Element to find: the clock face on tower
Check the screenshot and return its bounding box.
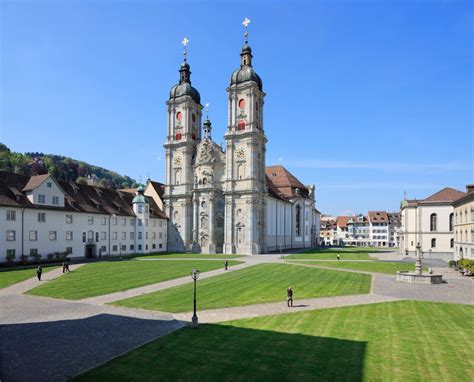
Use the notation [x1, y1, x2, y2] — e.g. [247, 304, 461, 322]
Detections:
[173, 156, 182, 167]
[235, 147, 245, 160]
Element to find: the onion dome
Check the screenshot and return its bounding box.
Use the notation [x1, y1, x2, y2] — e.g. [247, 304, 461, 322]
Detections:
[132, 185, 149, 204]
[169, 61, 201, 104]
[230, 43, 262, 90]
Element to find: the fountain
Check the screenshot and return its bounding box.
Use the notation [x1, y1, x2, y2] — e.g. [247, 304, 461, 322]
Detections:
[397, 242, 443, 284]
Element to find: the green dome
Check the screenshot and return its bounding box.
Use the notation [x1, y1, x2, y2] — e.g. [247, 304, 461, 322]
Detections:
[133, 194, 148, 204]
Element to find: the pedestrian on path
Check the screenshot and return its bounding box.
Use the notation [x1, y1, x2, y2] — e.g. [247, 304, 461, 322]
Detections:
[224, 260, 229, 270]
[65, 259, 70, 273]
[62, 261, 67, 273]
[36, 266, 42, 281]
[337, 254, 340, 261]
[287, 286, 293, 307]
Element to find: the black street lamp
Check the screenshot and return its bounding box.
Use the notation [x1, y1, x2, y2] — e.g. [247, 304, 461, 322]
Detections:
[191, 268, 200, 328]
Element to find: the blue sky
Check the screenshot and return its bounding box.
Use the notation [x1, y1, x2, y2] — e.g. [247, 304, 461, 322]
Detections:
[1, 0, 472, 216]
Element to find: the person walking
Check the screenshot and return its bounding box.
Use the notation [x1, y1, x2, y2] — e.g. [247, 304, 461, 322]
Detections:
[65, 259, 70, 273]
[224, 260, 229, 270]
[337, 254, 340, 261]
[287, 286, 293, 307]
[62, 261, 67, 273]
[36, 266, 43, 281]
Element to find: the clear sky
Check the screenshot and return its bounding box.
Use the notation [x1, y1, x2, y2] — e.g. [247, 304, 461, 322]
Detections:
[1, 0, 472, 216]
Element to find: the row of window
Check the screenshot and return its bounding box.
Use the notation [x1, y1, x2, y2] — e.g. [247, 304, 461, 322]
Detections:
[6, 230, 166, 242]
[5, 243, 164, 258]
[5, 211, 163, 228]
[455, 230, 474, 243]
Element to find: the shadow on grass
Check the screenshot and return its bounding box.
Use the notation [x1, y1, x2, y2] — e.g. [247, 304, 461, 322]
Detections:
[0, 313, 181, 382]
[73, 323, 367, 381]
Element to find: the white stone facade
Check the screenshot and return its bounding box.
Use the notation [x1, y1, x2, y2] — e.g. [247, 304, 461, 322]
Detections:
[164, 41, 320, 255]
[452, 186, 474, 260]
[0, 174, 168, 263]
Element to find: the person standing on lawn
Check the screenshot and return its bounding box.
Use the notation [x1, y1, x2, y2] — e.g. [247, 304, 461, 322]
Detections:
[337, 254, 340, 261]
[224, 260, 229, 270]
[287, 286, 293, 307]
[36, 266, 42, 281]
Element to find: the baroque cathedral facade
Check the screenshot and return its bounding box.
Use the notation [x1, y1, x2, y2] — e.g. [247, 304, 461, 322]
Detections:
[164, 31, 320, 255]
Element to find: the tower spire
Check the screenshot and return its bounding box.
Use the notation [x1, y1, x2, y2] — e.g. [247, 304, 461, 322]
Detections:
[179, 37, 191, 84]
[203, 102, 212, 140]
[240, 18, 253, 67]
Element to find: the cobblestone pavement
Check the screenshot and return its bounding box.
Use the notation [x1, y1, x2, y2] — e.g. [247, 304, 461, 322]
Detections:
[0, 294, 181, 382]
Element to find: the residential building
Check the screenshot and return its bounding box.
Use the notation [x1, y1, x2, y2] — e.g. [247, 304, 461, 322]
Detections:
[0, 172, 168, 263]
[320, 216, 336, 246]
[400, 187, 466, 260]
[368, 211, 389, 247]
[452, 185, 474, 260]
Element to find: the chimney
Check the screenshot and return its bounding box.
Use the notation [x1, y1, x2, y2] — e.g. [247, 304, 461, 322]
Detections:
[466, 184, 474, 193]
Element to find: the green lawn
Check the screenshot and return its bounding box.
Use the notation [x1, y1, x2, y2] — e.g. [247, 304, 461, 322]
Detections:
[134, 253, 244, 259]
[285, 247, 379, 260]
[0, 265, 59, 289]
[292, 261, 427, 274]
[26, 260, 241, 300]
[113, 263, 371, 312]
[74, 301, 473, 382]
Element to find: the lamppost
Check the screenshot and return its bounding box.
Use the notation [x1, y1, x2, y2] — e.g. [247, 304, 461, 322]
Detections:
[428, 248, 433, 274]
[415, 242, 423, 275]
[191, 268, 200, 328]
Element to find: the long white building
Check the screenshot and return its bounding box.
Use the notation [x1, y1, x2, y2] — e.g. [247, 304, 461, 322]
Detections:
[0, 172, 168, 263]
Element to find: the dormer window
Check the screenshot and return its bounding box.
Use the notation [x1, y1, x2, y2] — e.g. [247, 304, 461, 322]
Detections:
[52, 196, 59, 205]
[38, 194, 46, 203]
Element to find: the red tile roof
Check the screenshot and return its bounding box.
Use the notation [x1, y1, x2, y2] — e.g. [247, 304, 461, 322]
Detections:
[22, 174, 50, 192]
[265, 165, 311, 200]
[336, 216, 351, 228]
[368, 211, 389, 223]
[0, 171, 167, 219]
[423, 187, 466, 202]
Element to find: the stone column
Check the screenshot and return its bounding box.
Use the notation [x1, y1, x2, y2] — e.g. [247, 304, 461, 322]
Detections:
[191, 193, 199, 252]
[209, 194, 216, 254]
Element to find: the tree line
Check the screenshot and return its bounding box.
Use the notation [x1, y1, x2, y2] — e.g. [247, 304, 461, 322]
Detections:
[0, 143, 138, 189]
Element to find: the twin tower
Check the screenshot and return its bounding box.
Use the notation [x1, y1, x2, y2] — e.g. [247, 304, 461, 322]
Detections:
[163, 32, 267, 254]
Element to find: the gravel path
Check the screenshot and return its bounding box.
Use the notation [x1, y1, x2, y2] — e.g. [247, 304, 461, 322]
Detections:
[173, 293, 402, 323]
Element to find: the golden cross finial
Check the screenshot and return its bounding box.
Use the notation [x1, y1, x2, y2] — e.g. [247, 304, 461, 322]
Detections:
[242, 17, 251, 43]
[205, 102, 210, 118]
[181, 37, 189, 61]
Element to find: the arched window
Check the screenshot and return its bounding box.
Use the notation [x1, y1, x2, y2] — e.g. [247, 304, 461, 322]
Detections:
[201, 216, 208, 229]
[175, 169, 181, 185]
[450, 238, 454, 248]
[176, 111, 182, 121]
[430, 213, 437, 232]
[237, 120, 245, 131]
[449, 213, 454, 231]
[296, 205, 302, 236]
[82, 232, 86, 243]
[431, 238, 436, 248]
[238, 99, 245, 109]
[237, 164, 244, 180]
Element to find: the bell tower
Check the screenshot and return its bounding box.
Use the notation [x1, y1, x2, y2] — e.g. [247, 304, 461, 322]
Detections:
[224, 18, 267, 254]
[164, 37, 202, 252]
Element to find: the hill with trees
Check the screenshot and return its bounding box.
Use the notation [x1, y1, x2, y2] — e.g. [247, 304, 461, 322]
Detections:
[0, 143, 138, 189]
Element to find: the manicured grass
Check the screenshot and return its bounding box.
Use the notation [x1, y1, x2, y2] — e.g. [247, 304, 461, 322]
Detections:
[285, 247, 378, 260]
[26, 260, 241, 300]
[0, 266, 59, 289]
[292, 261, 427, 274]
[74, 301, 473, 382]
[113, 263, 371, 312]
[135, 253, 244, 259]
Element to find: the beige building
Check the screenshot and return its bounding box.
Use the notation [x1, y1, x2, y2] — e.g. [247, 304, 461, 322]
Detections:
[452, 185, 474, 260]
[400, 187, 466, 260]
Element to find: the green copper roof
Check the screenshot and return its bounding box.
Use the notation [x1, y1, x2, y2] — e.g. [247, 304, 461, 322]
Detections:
[132, 194, 148, 204]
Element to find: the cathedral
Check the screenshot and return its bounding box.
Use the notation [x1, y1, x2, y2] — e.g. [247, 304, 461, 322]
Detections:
[164, 21, 320, 255]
